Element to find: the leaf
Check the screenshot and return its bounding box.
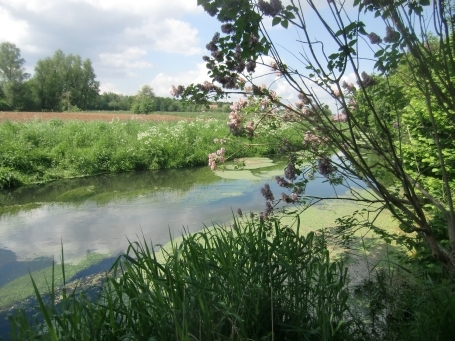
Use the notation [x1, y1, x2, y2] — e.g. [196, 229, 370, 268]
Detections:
[335, 29, 344, 37]
[272, 17, 281, 26]
[328, 53, 339, 60]
[281, 20, 289, 29]
[285, 12, 295, 20]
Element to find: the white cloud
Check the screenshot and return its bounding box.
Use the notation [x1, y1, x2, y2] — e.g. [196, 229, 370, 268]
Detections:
[99, 48, 153, 69]
[99, 82, 121, 94]
[78, 0, 200, 17]
[0, 7, 29, 44]
[149, 63, 210, 97]
[1, 0, 56, 14]
[125, 18, 202, 56]
[2, 0, 200, 16]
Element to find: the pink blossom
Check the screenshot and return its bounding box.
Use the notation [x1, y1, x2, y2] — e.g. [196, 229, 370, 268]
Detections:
[301, 108, 311, 116]
[260, 97, 271, 107]
[332, 113, 347, 122]
[269, 90, 278, 100]
[169, 85, 178, 97]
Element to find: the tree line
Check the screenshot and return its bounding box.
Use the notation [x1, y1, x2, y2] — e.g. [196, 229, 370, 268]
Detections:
[0, 42, 230, 113]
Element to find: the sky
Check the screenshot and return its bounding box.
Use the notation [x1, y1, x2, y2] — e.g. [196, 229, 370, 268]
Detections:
[0, 0, 385, 107]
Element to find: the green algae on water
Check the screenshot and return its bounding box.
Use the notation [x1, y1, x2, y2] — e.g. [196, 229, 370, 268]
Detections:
[0, 252, 109, 310]
[215, 157, 285, 180]
[56, 185, 97, 201]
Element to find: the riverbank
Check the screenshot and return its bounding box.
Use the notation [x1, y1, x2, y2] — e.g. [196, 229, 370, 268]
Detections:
[0, 116, 301, 189]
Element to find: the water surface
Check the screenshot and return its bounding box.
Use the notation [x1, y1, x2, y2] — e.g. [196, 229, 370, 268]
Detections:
[0, 159, 353, 294]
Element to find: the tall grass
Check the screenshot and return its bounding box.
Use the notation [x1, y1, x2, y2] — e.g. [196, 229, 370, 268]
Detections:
[0, 118, 301, 189]
[7, 219, 365, 340]
[6, 218, 455, 340]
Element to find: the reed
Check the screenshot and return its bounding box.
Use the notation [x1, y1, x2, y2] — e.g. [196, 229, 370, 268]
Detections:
[7, 218, 364, 340]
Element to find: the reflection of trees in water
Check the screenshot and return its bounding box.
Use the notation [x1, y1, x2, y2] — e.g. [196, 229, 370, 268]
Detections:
[0, 166, 219, 209]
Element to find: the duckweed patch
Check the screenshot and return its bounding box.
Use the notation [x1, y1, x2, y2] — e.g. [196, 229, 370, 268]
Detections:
[56, 186, 97, 201]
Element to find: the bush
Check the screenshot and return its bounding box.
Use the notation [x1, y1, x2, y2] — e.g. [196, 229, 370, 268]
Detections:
[351, 267, 455, 341]
[0, 167, 23, 189]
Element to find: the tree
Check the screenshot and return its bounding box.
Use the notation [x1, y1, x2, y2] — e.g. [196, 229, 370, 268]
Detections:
[108, 100, 119, 111]
[33, 50, 100, 111]
[131, 85, 156, 114]
[174, 1, 455, 272]
[0, 42, 30, 110]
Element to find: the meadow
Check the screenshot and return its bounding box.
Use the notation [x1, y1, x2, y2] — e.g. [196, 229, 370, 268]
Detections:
[0, 112, 301, 189]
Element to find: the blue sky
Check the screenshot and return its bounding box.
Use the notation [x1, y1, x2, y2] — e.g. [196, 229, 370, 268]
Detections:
[0, 0, 387, 106]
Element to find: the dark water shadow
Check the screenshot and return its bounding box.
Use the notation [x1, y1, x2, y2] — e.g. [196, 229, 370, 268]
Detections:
[68, 255, 118, 282]
[0, 249, 53, 288]
[0, 255, 117, 340]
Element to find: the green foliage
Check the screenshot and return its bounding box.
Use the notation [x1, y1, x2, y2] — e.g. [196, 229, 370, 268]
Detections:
[400, 88, 455, 201]
[0, 42, 30, 110]
[8, 220, 366, 340]
[0, 167, 23, 188]
[96, 92, 133, 111]
[131, 96, 154, 114]
[131, 85, 156, 114]
[352, 266, 455, 341]
[0, 98, 11, 111]
[0, 118, 300, 189]
[33, 50, 99, 111]
[63, 105, 82, 112]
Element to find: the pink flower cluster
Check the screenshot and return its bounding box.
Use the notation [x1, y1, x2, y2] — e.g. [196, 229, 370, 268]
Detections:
[342, 81, 356, 93]
[348, 99, 357, 111]
[245, 121, 255, 138]
[269, 61, 282, 77]
[332, 113, 347, 122]
[208, 147, 226, 171]
[281, 192, 298, 203]
[169, 85, 184, 97]
[303, 131, 326, 147]
[228, 98, 249, 135]
[260, 97, 271, 107]
[228, 111, 242, 135]
[230, 98, 248, 112]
